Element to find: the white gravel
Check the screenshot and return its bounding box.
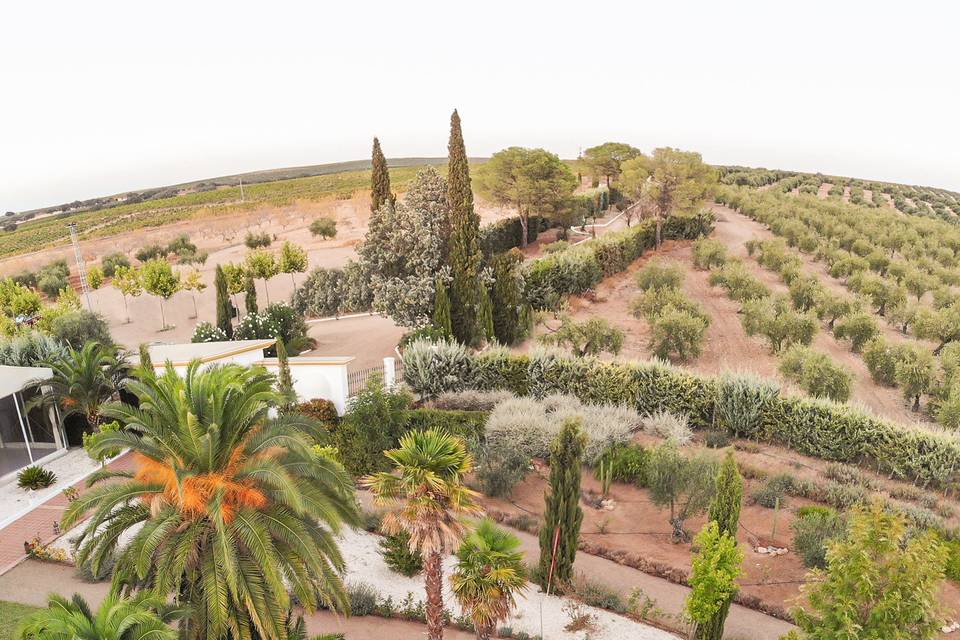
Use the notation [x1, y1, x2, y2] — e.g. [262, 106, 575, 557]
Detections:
[339, 527, 678, 640]
[0, 448, 107, 530]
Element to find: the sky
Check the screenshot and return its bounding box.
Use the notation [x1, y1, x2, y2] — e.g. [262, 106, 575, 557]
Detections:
[1, 1, 958, 212]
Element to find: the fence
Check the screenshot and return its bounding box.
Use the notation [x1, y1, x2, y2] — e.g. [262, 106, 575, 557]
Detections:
[347, 357, 404, 397]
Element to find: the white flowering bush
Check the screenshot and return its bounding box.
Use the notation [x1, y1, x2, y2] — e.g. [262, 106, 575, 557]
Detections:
[234, 312, 281, 341]
[642, 409, 693, 445]
[191, 322, 228, 343]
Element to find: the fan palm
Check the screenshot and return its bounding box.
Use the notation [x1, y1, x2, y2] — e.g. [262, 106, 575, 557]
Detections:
[451, 519, 527, 640]
[15, 592, 185, 640]
[62, 362, 360, 640]
[362, 429, 482, 640]
[31, 341, 125, 430]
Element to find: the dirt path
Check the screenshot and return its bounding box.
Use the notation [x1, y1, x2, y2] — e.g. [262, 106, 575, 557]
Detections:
[0, 560, 477, 640]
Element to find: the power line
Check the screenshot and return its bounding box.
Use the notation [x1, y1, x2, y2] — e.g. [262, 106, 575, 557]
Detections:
[67, 223, 92, 311]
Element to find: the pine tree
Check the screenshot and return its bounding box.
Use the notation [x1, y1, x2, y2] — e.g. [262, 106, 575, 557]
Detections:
[433, 278, 453, 338]
[215, 264, 233, 338]
[276, 338, 296, 412]
[245, 275, 258, 315]
[694, 451, 744, 640]
[371, 137, 394, 213]
[538, 417, 585, 592]
[446, 110, 484, 346]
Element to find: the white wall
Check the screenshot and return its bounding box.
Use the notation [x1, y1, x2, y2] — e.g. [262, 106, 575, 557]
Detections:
[258, 358, 352, 415]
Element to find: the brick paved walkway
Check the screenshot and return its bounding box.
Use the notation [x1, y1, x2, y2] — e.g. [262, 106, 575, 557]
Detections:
[0, 452, 135, 576]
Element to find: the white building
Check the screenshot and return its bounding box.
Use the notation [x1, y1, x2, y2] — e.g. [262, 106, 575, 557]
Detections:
[0, 366, 67, 480]
[137, 340, 356, 415]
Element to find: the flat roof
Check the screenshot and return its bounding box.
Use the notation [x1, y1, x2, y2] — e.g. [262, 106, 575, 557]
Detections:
[0, 365, 52, 398]
[135, 339, 277, 368]
[255, 356, 355, 366]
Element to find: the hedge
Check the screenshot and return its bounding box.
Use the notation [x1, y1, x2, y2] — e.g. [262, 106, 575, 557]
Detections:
[402, 341, 960, 487]
[523, 210, 715, 309]
[479, 215, 548, 257]
[404, 408, 487, 442]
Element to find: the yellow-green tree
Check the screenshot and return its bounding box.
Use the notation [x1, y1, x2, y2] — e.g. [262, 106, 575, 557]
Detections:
[140, 259, 180, 330]
[279, 241, 308, 287]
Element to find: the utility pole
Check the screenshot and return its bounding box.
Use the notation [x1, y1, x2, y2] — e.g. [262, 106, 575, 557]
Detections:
[67, 223, 93, 311]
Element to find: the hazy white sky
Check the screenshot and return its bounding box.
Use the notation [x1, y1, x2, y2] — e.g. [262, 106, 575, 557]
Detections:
[2, 1, 957, 211]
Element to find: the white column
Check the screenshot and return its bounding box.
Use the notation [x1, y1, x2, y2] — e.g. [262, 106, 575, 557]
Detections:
[13, 392, 34, 464]
[383, 357, 396, 389]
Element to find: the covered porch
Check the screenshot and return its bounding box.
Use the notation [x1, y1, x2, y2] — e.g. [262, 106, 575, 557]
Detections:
[0, 366, 67, 480]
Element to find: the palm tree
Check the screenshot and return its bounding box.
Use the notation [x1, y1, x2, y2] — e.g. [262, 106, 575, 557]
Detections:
[15, 592, 186, 640]
[451, 519, 527, 640]
[363, 429, 482, 640]
[32, 341, 124, 430]
[62, 362, 361, 640]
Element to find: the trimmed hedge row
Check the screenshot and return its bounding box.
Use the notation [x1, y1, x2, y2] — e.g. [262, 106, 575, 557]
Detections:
[402, 341, 960, 487]
[479, 215, 548, 257]
[523, 211, 715, 309]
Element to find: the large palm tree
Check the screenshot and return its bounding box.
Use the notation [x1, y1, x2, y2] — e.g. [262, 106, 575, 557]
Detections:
[32, 341, 125, 430]
[451, 519, 527, 640]
[15, 592, 186, 640]
[62, 362, 361, 640]
[363, 429, 482, 640]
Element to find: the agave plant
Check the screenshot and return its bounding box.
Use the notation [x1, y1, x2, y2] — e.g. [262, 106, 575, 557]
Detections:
[63, 362, 361, 640]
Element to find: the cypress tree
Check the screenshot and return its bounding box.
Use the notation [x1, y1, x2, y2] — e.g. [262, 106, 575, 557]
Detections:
[446, 110, 484, 346]
[709, 451, 743, 538]
[433, 278, 453, 338]
[276, 338, 295, 412]
[490, 249, 526, 344]
[137, 343, 154, 379]
[215, 264, 233, 338]
[371, 137, 394, 213]
[695, 451, 744, 640]
[245, 275, 258, 315]
[478, 285, 495, 343]
[538, 417, 585, 593]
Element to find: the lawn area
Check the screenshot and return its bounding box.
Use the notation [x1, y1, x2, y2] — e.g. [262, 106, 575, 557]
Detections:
[0, 600, 39, 639]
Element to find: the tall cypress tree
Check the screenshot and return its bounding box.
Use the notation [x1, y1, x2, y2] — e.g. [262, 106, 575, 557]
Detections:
[245, 275, 258, 315]
[538, 417, 585, 593]
[276, 338, 295, 412]
[433, 278, 453, 338]
[695, 451, 744, 640]
[446, 110, 484, 346]
[137, 343, 154, 379]
[709, 451, 743, 538]
[215, 264, 233, 338]
[371, 137, 394, 213]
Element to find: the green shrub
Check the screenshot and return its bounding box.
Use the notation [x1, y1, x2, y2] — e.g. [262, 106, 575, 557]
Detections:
[100, 252, 130, 278]
[796, 505, 836, 519]
[692, 237, 727, 270]
[779, 345, 852, 402]
[298, 398, 339, 425]
[309, 217, 337, 239]
[135, 243, 165, 262]
[50, 311, 113, 349]
[543, 240, 570, 254]
[648, 307, 708, 362]
[333, 376, 412, 476]
[862, 337, 902, 386]
[18, 465, 56, 490]
[742, 295, 818, 352]
[379, 531, 423, 577]
[942, 536, 960, 582]
[791, 510, 846, 568]
[597, 443, 648, 485]
[630, 287, 709, 324]
[788, 277, 824, 312]
[704, 430, 731, 449]
[751, 473, 793, 508]
[346, 582, 380, 616]
[822, 463, 875, 489]
[244, 231, 272, 248]
[635, 259, 684, 291]
[833, 312, 881, 352]
[709, 261, 770, 302]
